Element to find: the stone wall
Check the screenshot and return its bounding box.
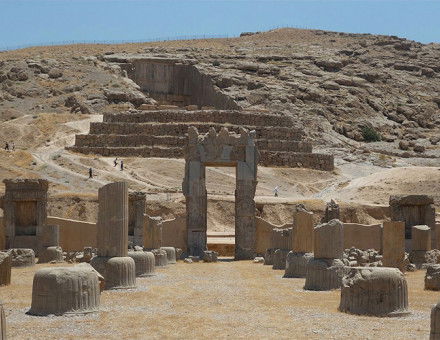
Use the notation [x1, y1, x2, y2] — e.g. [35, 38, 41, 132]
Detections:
[47, 216, 97, 251]
[161, 216, 187, 250]
[343, 223, 383, 252]
[255, 216, 293, 255]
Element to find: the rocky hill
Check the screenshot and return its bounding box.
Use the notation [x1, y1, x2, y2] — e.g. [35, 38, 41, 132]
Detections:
[0, 28, 439, 225]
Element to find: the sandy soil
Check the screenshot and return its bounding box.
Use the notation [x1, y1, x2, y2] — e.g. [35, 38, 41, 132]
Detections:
[0, 261, 436, 340]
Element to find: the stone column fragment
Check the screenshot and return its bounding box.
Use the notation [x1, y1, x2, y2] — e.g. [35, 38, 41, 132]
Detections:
[0, 252, 11, 286]
[339, 267, 409, 316]
[382, 221, 405, 271]
[0, 301, 5, 340]
[97, 182, 129, 257]
[431, 301, 440, 340]
[293, 210, 314, 253]
[314, 219, 344, 259]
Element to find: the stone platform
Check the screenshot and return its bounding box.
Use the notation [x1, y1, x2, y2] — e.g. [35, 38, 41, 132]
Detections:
[68, 109, 334, 171]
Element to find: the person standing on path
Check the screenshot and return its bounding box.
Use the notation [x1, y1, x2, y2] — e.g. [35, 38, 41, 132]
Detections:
[113, 158, 118, 167]
[273, 186, 279, 197]
[120, 160, 124, 171]
[89, 167, 93, 178]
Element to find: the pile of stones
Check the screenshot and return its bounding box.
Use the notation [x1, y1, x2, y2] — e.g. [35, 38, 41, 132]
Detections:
[342, 247, 383, 267]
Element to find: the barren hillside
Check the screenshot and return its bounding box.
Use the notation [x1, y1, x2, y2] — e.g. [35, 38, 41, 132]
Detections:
[0, 28, 439, 228]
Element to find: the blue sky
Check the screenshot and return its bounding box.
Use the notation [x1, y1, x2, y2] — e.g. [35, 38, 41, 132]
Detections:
[0, 0, 439, 50]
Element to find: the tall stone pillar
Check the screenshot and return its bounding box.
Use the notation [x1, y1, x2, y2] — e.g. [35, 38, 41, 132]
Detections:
[382, 221, 405, 271]
[144, 215, 163, 250]
[183, 161, 207, 257]
[97, 182, 129, 257]
[293, 210, 314, 253]
[235, 157, 257, 260]
[128, 191, 146, 246]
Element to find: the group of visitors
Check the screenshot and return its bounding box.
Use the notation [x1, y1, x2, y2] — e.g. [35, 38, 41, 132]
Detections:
[88, 157, 124, 179]
[4, 141, 15, 151]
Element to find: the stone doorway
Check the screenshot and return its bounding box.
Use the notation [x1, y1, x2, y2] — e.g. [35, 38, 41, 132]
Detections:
[182, 126, 259, 260]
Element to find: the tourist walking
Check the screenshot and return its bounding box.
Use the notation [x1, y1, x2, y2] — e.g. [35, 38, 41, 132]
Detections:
[120, 160, 124, 171]
[88, 167, 93, 178]
[11, 142, 15, 151]
[4, 142, 9, 151]
[113, 157, 118, 167]
[273, 186, 279, 197]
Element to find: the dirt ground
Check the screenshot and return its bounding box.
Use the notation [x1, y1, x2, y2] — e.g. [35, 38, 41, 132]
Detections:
[0, 261, 436, 340]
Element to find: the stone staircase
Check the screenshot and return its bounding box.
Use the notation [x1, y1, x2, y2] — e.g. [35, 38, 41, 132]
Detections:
[68, 109, 334, 170]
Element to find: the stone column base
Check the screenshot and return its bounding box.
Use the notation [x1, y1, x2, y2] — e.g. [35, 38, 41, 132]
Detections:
[284, 251, 314, 278]
[304, 258, 346, 291]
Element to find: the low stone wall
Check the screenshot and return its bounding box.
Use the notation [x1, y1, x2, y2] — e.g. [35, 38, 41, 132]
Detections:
[259, 152, 334, 171]
[103, 110, 296, 128]
[47, 216, 97, 251]
[161, 216, 187, 250]
[255, 216, 293, 255]
[343, 223, 383, 252]
[74, 134, 312, 153]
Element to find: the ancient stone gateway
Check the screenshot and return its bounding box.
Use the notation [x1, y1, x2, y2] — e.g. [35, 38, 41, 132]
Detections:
[182, 126, 259, 260]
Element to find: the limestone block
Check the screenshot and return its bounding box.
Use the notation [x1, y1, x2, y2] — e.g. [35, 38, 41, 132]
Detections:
[97, 182, 129, 257]
[272, 249, 290, 270]
[203, 250, 218, 263]
[38, 246, 63, 263]
[28, 265, 100, 316]
[39, 224, 60, 248]
[284, 251, 314, 278]
[383, 221, 405, 271]
[323, 199, 340, 222]
[314, 219, 344, 259]
[412, 225, 431, 251]
[431, 301, 440, 340]
[264, 248, 276, 265]
[8, 248, 35, 267]
[293, 211, 314, 253]
[339, 267, 408, 316]
[271, 228, 293, 250]
[0, 253, 11, 286]
[90, 256, 136, 290]
[426, 265, 440, 291]
[160, 247, 177, 264]
[0, 301, 5, 339]
[152, 249, 168, 267]
[304, 258, 347, 291]
[128, 251, 155, 277]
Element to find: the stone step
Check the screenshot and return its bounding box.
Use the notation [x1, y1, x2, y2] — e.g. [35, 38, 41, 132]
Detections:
[103, 109, 295, 128]
[73, 134, 313, 153]
[89, 122, 304, 141]
[67, 145, 334, 171]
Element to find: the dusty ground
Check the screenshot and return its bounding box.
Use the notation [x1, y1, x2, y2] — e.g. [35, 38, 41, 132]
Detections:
[0, 261, 435, 339]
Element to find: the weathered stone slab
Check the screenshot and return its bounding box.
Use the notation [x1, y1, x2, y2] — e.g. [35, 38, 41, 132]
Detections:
[284, 251, 313, 278]
[304, 258, 347, 291]
[382, 221, 405, 271]
[314, 219, 344, 259]
[293, 211, 314, 253]
[412, 225, 431, 251]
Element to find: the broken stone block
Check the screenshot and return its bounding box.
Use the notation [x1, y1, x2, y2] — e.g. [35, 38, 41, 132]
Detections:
[264, 248, 276, 265]
[284, 251, 314, 278]
[28, 265, 100, 316]
[128, 251, 155, 277]
[152, 249, 168, 267]
[0, 253, 11, 286]
[203, 250, 218, 263]
[160, 247, 177, 264]
[272, 249, 290, 270]
[90, 256, 136, 290]
[8, 248, 35, 267]
[314, 219, 344, 259]
[304, 258, 347, 291]
[339, 267, 408, 316]
[431, 301, 440, 339]
[426, 265, 440, 291]
[38, 246, 64, 264]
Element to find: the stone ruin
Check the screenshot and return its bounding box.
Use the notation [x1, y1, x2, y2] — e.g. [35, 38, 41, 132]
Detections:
[382, 221, 406, 272]
[431, 302, 440, 340]
[0, 179, 60, 256]
[270, 228, 293, 270]
[128, 191, 146, 247]
[389, 194, 436, 247]
[0, 252, 11, 286]
[304, 219, 347, 291]
[90, 182, 136, 289]
[410, 225, 432, 267]
[339, 267, 408, 316]
[0, 301, 5, 339]
[322, 199, 340, 223]
[284, 208, 314, 278]
[182, 126, 258, 260]
[28, 264, 101, 316]
[68, 108, 334, 171]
